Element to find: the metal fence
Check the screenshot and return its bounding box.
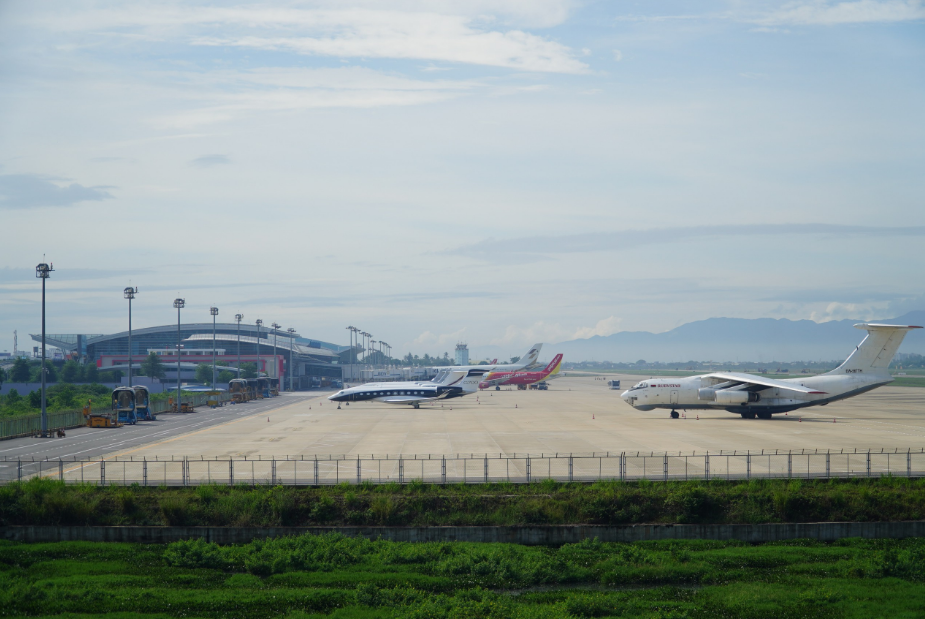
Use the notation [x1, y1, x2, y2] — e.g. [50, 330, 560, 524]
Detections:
[5, 448, 925, 486]
[0, 392, 231, 441]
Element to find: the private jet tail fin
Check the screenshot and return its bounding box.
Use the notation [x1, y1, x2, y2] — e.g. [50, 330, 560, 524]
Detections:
[518, 343, 543, 368]
[829, 324, 922, 375]
[461, 368, 488, 393]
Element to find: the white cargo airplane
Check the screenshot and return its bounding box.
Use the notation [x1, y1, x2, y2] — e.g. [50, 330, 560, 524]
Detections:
[621, 323, 921, 419]
[328, 368, 487, 409]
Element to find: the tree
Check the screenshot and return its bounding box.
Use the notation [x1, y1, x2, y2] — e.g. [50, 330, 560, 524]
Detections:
[140, 352, 165, 379]
[239, 362, 258, 379]
[509, 356, 520, 364]
[218, 370, 234, 383]
[61, 359, 80, 383]
[0, 366, 5, 387]
[55, 384, 76, 408]
[6, 389, 20, 406]
[195, 363, 213, 385]
[31, 361, 57, 383]
[10, 358, 30, 382]
[28, 390, 41, 408]
[84, 363, 99, 383]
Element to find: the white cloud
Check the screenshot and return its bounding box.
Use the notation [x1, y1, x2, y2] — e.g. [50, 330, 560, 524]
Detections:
[572, 316, 623, 339]
[411, 328, 468, 348]
[613, 49, 623, 61]
[757, 0, 925, 25]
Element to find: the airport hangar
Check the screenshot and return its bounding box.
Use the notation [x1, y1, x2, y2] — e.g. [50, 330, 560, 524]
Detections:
[30, 325, 349, 389]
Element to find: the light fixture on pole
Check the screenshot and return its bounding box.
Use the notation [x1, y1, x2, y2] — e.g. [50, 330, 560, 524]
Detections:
[36, 261, 54, 438]
[255, 319, 263, 377]
[271, 322, 281, 390]
[235, 314, 243, 377]
[173, 298, 185, 412]
[124, 287, 137, 386]
[210, 307, 218, 391]
[287, 328, 296, 391]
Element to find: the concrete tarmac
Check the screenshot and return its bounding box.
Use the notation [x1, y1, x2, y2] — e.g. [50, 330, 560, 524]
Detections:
[0, 393, 323, 481]
[58, 375, 925, 463]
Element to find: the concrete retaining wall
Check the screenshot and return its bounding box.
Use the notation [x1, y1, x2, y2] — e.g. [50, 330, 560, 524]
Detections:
[3, 521, 924, 545]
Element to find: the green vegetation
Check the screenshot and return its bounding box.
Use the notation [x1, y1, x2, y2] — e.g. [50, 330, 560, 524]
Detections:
[240, 362, 258, 379]
[4, 477, 925, 528]
[196, 363, 215, 384]
[1, 534, 925, 617]
[141, 351, 166, 379]
[0, 383, 111, 419]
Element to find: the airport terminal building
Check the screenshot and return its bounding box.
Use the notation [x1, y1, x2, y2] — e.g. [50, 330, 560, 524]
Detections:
[31, 324, 348, 389]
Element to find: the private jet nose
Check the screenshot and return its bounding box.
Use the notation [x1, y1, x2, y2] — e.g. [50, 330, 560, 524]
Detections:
[329, 390, 346, 402]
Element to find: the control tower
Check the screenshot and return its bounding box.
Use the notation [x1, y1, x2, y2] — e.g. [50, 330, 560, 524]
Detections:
[454, 342, 469, 366]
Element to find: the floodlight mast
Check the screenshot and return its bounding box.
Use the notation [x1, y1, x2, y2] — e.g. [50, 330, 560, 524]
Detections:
[124, 287, 137, 386]
[287, 328, 296, 391]
[255, 319, 263, 378]
[235, 314, 243, 377]
[271, 322, 281, 391]
[173, 298, 185, 412]
[36, 262, 54, 438]
[210, 307, 219, 391]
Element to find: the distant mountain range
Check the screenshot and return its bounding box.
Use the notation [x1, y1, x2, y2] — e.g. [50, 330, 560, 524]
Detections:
[543, 311, 925, 364]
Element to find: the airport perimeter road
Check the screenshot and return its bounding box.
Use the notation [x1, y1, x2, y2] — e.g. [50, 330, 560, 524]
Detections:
[0, 392, 326, 481]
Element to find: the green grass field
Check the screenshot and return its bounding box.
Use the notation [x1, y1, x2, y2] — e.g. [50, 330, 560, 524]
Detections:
[1, 534, 925, 618]
[5, 477, 925, 528]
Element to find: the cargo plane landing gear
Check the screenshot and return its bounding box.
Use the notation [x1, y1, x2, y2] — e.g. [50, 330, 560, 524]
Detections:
[670, 410, 679, 419]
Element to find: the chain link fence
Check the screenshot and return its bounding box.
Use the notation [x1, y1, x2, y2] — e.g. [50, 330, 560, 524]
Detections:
[5, 448, 924, 486]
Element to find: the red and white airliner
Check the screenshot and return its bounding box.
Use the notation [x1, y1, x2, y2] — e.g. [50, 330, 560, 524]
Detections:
[479, 354, 563, 389]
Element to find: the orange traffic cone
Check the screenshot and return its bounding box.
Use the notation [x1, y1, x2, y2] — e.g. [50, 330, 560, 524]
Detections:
[267, 417, 269, 422]
[799, 417, 802, 422]
[696, 415, 699, 420]
[834, 418, 836, 423]
[592, 414, 595, 419]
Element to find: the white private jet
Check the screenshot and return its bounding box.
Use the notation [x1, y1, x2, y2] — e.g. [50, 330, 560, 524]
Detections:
[328, 368, 487, 409]
[621, 323, 921, 419]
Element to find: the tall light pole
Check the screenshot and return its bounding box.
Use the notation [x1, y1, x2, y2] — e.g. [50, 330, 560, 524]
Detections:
[210, 307, 218, 390]
[36, 262, 53, 438]
[271, 322, 281, 389]
[124, 287, 137, 386]
[287, 328, 296, 391]
[255, 319, 263, 377]
[235, 314, 243, 377]
[370, 340, 377, 368]
[173, 298, 185, 412]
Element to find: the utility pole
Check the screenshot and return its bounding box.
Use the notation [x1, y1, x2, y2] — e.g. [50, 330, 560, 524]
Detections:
[36, 261, 54, 437]
[287, 328, 296, 391]
[173, 298, 185, 412]
[124, 287, 137, 385]
[235, 314, 243, 377]
[210, 307, 218, 390]
[271, 322, 281, 390]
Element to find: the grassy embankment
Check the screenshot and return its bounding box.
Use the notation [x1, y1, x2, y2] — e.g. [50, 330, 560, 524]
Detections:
[4, 476, 925, 528]
[2, 534, 925, 617]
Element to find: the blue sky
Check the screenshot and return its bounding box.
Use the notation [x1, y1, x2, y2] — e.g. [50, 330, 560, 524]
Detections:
[0, 0, 923, 360]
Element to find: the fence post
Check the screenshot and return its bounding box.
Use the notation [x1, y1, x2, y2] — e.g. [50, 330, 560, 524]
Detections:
[143, 459, 148, 487]
[441, 456, 446, 484]
[484, 456, 488, 483]
[357, 456, 361, 485]
[100, 459, 105, 486]
[399, 458, 404, 484]
[229, 459, 234, 486]
[826, 451, 830, 478]
[526, 456, 531, 483]
[567, 455, 573, 482]
[704, 454, 710, 480]
[620, 453, 625, 481]
[663, 454, 668, 481]
[788, 452, 792, 478]
[59, 459, 63, 481]
[271, 459, 276, 485]
[17, 460, 22, 482]
[867, 451, 871, 477]
[908, 450, 912, 477]
[314, 458, 318, 486]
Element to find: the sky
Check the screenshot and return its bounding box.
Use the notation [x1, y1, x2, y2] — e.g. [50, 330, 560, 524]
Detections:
[0, 0, 923, 361]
